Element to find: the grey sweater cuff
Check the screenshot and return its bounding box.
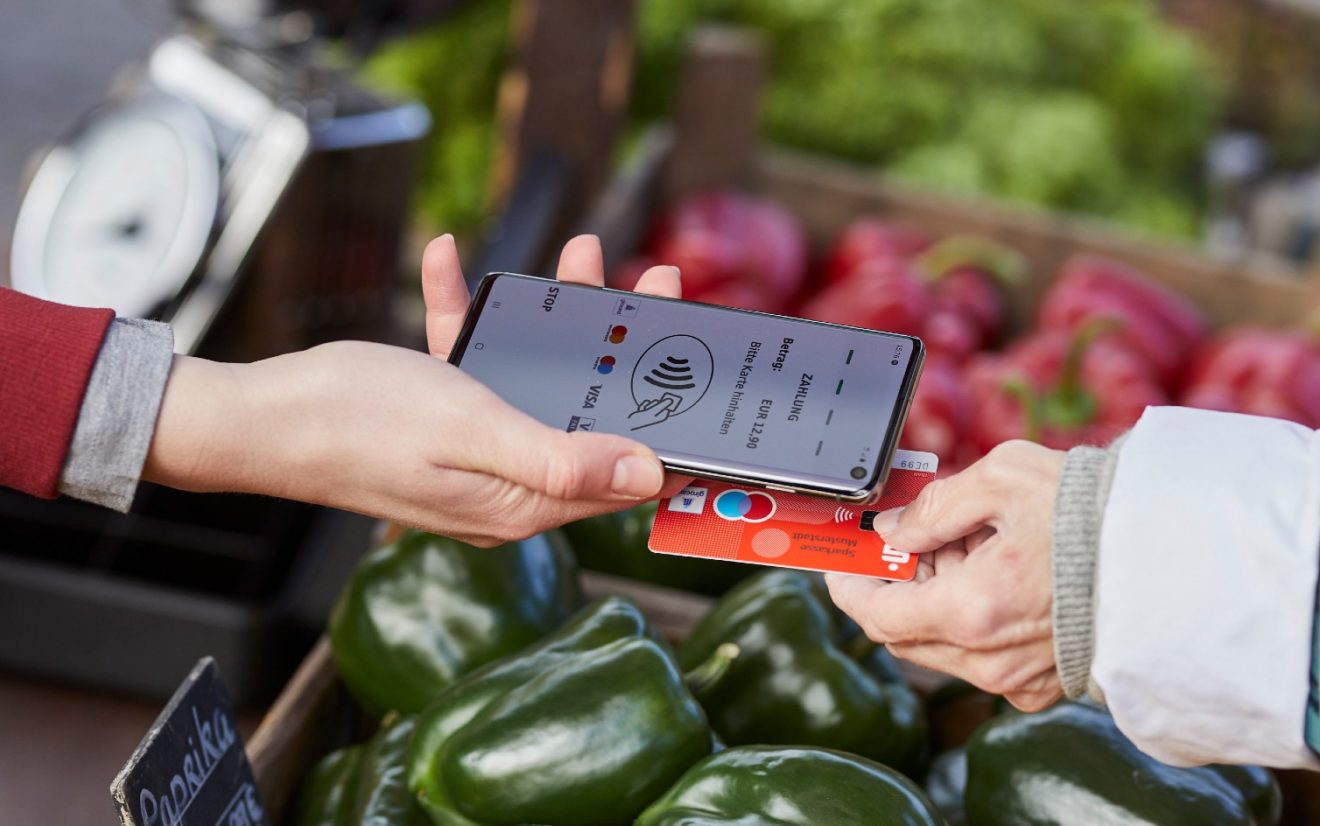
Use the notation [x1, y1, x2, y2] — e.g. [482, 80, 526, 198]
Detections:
[59, 318, 175, 512]
[1051, 436, 1125, 700]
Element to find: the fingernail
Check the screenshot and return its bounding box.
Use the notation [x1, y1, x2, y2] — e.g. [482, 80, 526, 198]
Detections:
[665, 265, 681, 281]
[612, 454, 664, 498]
[872, 507, 904, 537]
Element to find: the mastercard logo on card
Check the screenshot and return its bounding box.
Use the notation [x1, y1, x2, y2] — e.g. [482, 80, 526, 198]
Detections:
[712, 490, 777, 522]
[648, 449, 937, 581]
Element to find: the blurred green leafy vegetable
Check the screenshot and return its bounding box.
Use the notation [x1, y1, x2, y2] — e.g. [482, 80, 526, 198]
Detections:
[358, 0, 1219, 239]
[360, 0, 512, 235]
[636, 0, 1220, 237]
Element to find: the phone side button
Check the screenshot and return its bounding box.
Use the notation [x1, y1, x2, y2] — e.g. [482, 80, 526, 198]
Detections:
[765, 484, 795, 494]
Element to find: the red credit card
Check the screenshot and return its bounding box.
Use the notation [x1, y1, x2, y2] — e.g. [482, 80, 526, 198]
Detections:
[649, 450, 937, 581]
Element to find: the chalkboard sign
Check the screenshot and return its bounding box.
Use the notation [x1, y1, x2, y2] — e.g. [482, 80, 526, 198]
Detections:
[111, 658, 269, 826]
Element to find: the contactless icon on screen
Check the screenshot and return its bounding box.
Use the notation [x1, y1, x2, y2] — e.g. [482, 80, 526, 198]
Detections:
[713, 489, 777, 523]
[627, 334, 713, 430]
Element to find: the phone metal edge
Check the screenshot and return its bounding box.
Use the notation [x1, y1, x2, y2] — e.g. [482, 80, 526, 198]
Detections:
[447, 272, 503, 367]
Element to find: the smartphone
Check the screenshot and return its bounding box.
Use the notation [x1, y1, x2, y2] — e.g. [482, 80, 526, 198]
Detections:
[449, 273, 924, 500]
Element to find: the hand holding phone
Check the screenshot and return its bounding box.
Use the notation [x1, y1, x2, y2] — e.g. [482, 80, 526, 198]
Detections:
[449, 273, 924, 500]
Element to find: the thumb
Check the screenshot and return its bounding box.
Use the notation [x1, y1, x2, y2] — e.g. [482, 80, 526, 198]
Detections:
[882, 466, 999, 554]
[469, 402, 665, 502]
[421, 234, 473, 360]
[516, 432, 665, 502]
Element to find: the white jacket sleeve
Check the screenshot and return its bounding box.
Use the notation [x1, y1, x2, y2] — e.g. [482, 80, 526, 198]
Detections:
[1091, 406, 1320, 768]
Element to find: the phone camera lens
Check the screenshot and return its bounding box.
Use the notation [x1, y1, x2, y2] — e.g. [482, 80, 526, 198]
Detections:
[850, 466, 867, 480]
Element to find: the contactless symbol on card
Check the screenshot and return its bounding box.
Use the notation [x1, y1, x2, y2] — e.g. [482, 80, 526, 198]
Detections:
[649, 450, 936, 581]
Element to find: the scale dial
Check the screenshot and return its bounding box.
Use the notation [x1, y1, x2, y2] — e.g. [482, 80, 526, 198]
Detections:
[10, 94, 220, 317]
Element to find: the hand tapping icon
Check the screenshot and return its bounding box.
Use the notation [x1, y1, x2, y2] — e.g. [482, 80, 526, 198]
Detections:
[628, 392, 682, 429]
[628, 335, 714, 431]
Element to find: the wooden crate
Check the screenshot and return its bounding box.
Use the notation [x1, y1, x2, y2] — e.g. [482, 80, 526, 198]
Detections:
[582, 31, 1320, 334]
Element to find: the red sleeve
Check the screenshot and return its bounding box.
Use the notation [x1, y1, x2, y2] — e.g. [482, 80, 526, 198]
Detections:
[0, 289, 115, 499]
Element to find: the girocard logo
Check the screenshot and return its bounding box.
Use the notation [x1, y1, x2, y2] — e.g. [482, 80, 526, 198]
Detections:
[627, 334, 714, 430]
[713, 489, 777, 523]
[666, 486, 708, 514]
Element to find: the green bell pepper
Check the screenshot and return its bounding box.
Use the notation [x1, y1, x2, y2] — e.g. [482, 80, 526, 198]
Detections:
[857, 643, 929, 769]
[636, 745, 948, 826]
[678, 569, 929, 776]
[408, 596, 735, 826]
[329, 530, 580, 717]
[924, 747, 968, 826]
[1211, 764, 1283, 826]
[293, 744, 363, 826]
[351, 713, 430, 826]
[560, 502, 750, 595]
[292, 715, 430, 826]
[965, 701, 1280, 825]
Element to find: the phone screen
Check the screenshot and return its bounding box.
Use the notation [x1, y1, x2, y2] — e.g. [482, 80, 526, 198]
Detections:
[451, 274, 922, 497]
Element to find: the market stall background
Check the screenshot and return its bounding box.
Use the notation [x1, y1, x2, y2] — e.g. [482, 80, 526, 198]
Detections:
[0, 8, 185, 826]
[3, 0, 1320, 823]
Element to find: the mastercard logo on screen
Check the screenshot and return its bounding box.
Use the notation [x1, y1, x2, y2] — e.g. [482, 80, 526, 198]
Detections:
[648, 449, 938, 581]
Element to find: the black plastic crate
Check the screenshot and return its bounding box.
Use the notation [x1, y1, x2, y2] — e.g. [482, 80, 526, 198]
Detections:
[0, 484, 376, 707]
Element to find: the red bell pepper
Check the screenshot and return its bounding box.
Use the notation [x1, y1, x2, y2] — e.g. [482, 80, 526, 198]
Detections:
[899, 356, 972, 471]
[918, 237, 1025, 340]
[798, 257, 933, 336]
[609, 256, 656, 292]
[914, 236, 1026, 362]
[822, 218, 933, 285]
[1037, 255, 1207, 389]
[645, 190, 808, 311]
[1181, 327, 1320, 428]
[921, 307, 984, 364]
[687, 282, 783, 313]
[608, 255, 784, 313]
[966, 321, 1168, 454]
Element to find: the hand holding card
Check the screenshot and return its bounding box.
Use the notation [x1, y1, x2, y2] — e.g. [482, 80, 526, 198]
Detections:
[649, 450, 938, 581]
